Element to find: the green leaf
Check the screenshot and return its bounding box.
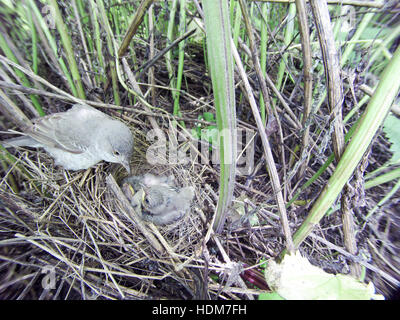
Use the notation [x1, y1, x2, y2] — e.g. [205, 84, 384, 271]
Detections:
[203, 0, 237, 233]
[202, 112, 215, 122]
[201, 126, 218, 144]
[383, 113, 400, 164]
[259, 258, 268, 271]
[264, 251, 385, 300]
[258, 292, 285, 300]
[191, 127, 201, 140]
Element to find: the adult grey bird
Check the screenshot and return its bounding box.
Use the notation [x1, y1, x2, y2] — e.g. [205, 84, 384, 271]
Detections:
[2, 104, 134, 172]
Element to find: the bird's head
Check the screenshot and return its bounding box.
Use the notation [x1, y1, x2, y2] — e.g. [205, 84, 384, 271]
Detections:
[142, 187, 165, 211]
[100, 120, 134, 173]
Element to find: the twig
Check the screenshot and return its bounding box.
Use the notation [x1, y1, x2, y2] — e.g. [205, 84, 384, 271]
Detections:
[295, 0, 313, 180]
[310, 1, 345, 161]
[118, 0, 154, 58]
[231, 38, 295, 255]
[310, 0, 360, 278]
[121, 57, 161, 131]
[238, 0, 271, 120]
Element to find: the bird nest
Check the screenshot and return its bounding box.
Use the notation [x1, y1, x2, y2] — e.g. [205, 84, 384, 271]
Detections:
[0, 119, 214, 299]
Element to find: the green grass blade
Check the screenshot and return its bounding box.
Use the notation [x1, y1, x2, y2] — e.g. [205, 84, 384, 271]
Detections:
[259, 2, 268, 125]
[173, 0, 187, 125]
[275, 3, 296, 91]
[48, 0, 86, 99]
[96, 0, 120, 105]
[0, 31, 45, 116]
[202, 0, 237, 233]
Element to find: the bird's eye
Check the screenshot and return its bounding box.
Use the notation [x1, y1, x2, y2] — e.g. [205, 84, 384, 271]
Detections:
[113, 150, 120, 156]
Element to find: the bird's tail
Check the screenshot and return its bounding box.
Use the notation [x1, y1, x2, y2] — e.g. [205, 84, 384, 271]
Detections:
[1, 136, 40, 148]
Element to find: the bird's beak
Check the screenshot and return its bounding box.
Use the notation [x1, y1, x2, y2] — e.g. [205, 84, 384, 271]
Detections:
[122, 160, 131, 174]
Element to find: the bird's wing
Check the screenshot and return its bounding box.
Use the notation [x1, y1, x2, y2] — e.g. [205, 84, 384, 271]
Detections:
[26, 104, 107, 154]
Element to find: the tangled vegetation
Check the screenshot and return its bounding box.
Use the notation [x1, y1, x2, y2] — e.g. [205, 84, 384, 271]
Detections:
[0, 0, 399, 299]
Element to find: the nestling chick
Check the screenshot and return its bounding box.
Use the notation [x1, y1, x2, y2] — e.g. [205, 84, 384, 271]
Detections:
[121, 173, 194, 225]
[141, 185, 195, 225]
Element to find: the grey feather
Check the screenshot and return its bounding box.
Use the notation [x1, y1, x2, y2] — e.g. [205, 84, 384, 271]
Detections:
[2, 135, 42, 148]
